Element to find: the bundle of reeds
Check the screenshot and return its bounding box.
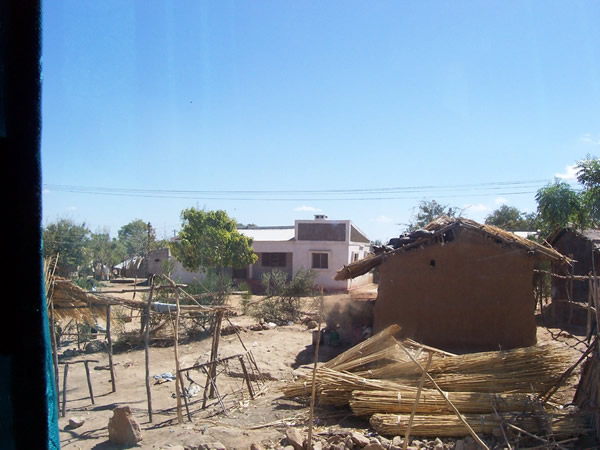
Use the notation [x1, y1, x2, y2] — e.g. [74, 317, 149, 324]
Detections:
[350, 389, 540, 416]
[357, 343, 572, 379]
[369, 411, 587, 438]
[281, 367, 408, 401]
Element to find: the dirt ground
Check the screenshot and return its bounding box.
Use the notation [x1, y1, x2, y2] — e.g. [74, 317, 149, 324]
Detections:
[55, 283, 591, 449]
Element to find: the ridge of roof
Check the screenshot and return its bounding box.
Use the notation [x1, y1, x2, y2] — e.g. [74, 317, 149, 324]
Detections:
[335, 216, 568, 281]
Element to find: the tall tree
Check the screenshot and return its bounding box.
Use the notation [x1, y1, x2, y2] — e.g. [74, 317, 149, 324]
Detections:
[576, 156, 600, 225]
[117, 219, 155, 258]
[170, 208, 257, 272]
[535, 181, 584, 234]
[485, 205, 537, 231]
[407, 200, 458, 231]
[88, 229, 126, 269]
[43, 219, 91, 276]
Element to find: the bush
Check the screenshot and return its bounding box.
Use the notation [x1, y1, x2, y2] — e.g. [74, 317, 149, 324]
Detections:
[183, 271, 233, 332]
[252, 269, 317, 325]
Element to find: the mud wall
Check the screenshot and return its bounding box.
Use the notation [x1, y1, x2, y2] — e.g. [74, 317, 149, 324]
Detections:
[551, 230, 599, 302]
[373, 231, 537, 352]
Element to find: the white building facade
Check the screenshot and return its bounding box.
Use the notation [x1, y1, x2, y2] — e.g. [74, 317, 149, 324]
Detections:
[238, 215, 373, 291]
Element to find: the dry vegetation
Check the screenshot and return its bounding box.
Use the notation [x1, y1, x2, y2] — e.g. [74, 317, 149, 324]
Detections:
[51, 280, 595, 450]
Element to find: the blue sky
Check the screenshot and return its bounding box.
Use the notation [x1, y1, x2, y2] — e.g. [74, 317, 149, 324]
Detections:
[41, 1, 600, 242]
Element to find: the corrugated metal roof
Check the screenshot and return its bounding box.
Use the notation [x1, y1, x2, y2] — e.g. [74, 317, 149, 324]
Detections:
[238, 226, 295, 242]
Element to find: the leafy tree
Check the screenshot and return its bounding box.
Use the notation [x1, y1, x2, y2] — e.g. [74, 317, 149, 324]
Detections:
[88, 229, 126, 269]
[576, 156, 600, 225]
[170, 208, 258, 272]
[43, 219, 91, 276]
[118, 219, 155, 258]
[535, 181, 584, 234]
[484, 205, 537, 231]
[407, 200, 458, 231]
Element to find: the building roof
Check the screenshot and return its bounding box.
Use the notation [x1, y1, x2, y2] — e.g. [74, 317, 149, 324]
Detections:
[548, 227, 600, 253]
[237, 226, 295, 242]
[335, 216, 568, 280]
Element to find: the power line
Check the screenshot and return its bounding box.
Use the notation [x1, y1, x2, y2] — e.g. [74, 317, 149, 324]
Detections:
[42, 180, 554, 201]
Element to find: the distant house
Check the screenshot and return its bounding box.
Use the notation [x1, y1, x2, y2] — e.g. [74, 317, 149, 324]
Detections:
[335, 216, 567, 352]
[146, 247, 206, 284]
[548, 227, 600, 303]
[237, 215, 373, 291]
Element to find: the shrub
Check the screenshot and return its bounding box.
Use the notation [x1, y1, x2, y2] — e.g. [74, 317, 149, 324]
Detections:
[252, 269, 317, 325]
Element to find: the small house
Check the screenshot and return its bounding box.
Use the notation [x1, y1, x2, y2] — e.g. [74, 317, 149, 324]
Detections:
[335, 216, 568, 352]
[547, 227, 600, 302]
[237, 215, 373, 292]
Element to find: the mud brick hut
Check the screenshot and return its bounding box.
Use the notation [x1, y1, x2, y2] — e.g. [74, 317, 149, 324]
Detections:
[335, 216, 568, 352]
[548, 227, 600, 302]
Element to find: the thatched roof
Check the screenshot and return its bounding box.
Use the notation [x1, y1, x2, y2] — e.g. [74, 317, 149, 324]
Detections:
[547, 226, 600, 253]
[335, 216, 569, 281]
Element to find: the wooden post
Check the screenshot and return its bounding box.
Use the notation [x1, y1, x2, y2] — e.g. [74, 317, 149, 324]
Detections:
[106, 304, 116, 392]
[62, 364, 69, 417]
[75, 319, 81, 350]
[178, 370, 192, 422]
[83, 361, 95, 405]
[307, 292, 324, 450]
[587, 277, 593, 340]
[238, 355, 255, 399]
[144, 276, 155, 422]
[49, 296, 60, 415]
[403, 352, 433, 450]
[206, 310, 224, 399]
[173, 289, 183, 424]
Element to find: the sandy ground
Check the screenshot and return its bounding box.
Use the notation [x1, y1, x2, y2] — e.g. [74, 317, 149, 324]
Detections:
[55, 284, 590, 449]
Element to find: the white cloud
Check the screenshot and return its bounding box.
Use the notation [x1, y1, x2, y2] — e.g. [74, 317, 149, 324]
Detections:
[371, 215, 394, 223]
[463, 204, 490, 213]
[555, 164, 578, 181]
[66, 206, 77, 212]
[580, 133, 600, 146]
[294, 205, 322, 212]
[495, 197, 508, 205]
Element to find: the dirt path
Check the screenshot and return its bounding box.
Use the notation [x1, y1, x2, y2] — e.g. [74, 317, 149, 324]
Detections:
[56, 287, 590, 449]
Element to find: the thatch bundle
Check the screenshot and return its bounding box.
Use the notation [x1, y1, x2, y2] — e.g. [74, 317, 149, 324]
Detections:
[282, 325, 586, 439]
[49, 278, 109, 321]
[369, 411, 587, 438]
[350, 390, 540, 416]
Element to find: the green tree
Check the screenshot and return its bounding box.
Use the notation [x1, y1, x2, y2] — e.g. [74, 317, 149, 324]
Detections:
[43, 219, 91, 277]
[535, 181, 584, 234]
[407, 200, 458, 231]
[484, 205, 537, 231]
[88, 229, 126, 269]
[118, 219, 155, 258]
[576, 156, 600, 225]
[170, 208, 258, 272]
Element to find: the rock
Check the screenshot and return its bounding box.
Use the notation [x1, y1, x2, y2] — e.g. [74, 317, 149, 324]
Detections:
[286, 427, 305, 450]
[391, 436, 403, 447]
[63, 349, 78, 358]
[67, 417, 85, 429]
[250, 443, 265, 450]
[306, 320, 318, 330]
[282, 446, 295, 450]
[107, 406, 142, 446]
[313, 441, 323, 450]
[351, 432, 371, 447]
[197, 443, 227, 450]
[454, 439, 465, 450]
[363, 443, 386, 450]
[462, 436, 477, 450]
[411, 440, 422, 448]
[84, 340, 105, 354]
[433, 437, 444, 450]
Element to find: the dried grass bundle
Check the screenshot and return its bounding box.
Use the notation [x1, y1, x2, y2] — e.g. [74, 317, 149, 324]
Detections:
[369, 411, 587, 438]
[350, 389, 540, 416]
